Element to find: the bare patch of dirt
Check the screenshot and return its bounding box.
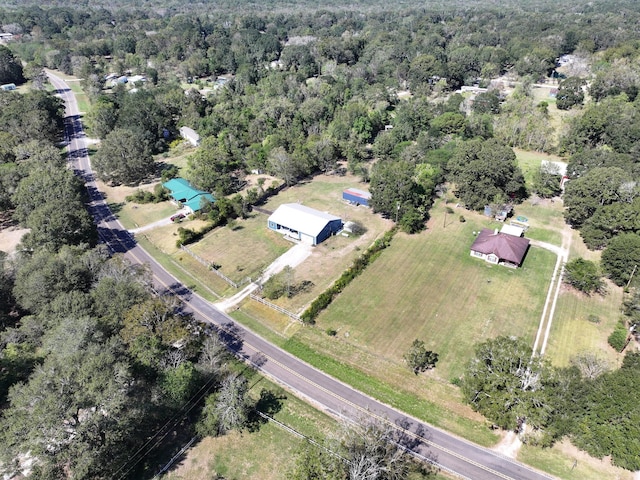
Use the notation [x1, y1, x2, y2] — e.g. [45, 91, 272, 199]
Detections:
[492, 431, 522, 458]
[95, 179, 159, 204]
[0, 226, 29, 254]
[554, 439, 629, 475]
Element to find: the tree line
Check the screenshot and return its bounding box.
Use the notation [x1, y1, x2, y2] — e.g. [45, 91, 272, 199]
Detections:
[461, 336, 640, 471]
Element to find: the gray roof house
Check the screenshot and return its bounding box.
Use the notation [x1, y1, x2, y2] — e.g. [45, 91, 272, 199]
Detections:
[179, 126, 201, 147]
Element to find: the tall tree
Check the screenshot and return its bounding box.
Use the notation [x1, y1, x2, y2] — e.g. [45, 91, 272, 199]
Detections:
[369, 159, 427, 221]
[461, 336, 553, 432]
[563, 166, 631, 227]
[197, 374, 251, 436]
[447, 139, 526, 210]
[0, 45, 24, 84]
[92, 128, 155, 185]
[601, 233, 640, 286]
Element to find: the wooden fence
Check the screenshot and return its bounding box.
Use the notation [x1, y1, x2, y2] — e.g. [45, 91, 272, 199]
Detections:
[180, 245, 241, 288]
[249, 294, 301, 321]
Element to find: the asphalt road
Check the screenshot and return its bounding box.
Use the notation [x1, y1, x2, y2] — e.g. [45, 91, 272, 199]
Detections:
[47, 71, 555, 480]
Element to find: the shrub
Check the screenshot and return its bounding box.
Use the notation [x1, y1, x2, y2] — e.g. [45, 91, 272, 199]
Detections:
[326, 328, 337, 337]
[301, 228, 397, 324]
[564, 258, 604, 294]
[608, 320, 629, 352]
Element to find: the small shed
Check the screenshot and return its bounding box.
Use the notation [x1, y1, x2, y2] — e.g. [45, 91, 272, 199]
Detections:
[500, 224, 524, 237]
[179, 126, 201, 147]
[343, 188, 371, 207]
[163, 178, 214, 214]
[268, 203, 342, 245]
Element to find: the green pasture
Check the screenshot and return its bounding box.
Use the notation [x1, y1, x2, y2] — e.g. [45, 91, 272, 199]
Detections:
[315, 201, 556, 381]
[543, 281, 625, 369]
[188, 212, 291, 283]
[518, 441, 634, 480]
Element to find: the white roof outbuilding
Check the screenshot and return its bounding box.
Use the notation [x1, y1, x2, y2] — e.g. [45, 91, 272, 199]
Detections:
[500, 224, 525, 237]
[267, 203, 342, 245]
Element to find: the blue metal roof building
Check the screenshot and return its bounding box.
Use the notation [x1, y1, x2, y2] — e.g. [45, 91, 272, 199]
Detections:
[163, 178, 215, 213]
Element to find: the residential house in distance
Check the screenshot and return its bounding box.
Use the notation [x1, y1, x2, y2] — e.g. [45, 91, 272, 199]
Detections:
[163, 177, 214, 214]
[268, 203, 342, 245]
[179, 126, 201, 147]
[470, 228, 530, 267]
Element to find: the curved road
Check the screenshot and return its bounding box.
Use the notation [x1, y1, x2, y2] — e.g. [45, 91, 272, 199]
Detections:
[48, 71, 554, 480]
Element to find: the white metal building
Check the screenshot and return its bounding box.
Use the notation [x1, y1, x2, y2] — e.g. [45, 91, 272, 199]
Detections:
[267, 204, 342, 245]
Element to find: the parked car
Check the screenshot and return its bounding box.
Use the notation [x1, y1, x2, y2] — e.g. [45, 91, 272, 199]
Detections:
[170, 213, 185, 222]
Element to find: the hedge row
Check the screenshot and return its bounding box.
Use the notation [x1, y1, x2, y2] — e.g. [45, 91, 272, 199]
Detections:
[175, 223, 216, 247]
[300, 228, 397, 324]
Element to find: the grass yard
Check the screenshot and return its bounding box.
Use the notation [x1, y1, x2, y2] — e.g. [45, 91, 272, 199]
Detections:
[543, 282, 625, 368]
[188, 212, 292, 283]
[511, 197, 565, 245]
[233, 301, 303, 344]
[315, 200, 556, 380]
[156, 144, 195, 173]
[141, 219, 209, 254]
[514, 148, 566, 190]
[518, 439, 635, 480]
[164, 377, 337, 480]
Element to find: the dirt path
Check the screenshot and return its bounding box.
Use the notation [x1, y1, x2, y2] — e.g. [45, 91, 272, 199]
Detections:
[129, 208, 190, 234]
[214, 242, 313, 311]
[531, 219, 573, 357]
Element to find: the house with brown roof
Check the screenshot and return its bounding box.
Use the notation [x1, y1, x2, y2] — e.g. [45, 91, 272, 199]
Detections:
[470, 228, 530, 267]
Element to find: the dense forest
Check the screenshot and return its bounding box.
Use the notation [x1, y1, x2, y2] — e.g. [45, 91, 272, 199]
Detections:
[2, 0, 640, 478]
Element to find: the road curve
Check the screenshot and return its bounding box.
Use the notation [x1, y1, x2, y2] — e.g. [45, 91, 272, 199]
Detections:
[47, 71, 554, 480]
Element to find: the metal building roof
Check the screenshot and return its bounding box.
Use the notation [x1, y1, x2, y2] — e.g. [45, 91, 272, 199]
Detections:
[343, 188, 371, 199]
[268, 203, 341, 237]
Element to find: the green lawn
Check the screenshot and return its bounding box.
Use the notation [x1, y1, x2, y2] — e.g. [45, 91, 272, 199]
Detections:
[188, 212, 292, 283]
[164, 377, 337, 480]
[512, 198, 565, 245]
[518, 441, 634, 480]
[543, 282, 624, 369]
[119, 202, 177, 230]
[315, 201, 556, 380]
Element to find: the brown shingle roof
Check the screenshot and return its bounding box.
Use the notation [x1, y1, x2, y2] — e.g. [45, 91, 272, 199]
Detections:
[470, 228, 530, 265]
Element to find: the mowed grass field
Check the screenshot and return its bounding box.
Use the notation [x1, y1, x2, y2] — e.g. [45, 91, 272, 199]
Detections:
[188, 212, 292, 283]
[164, 378, 336, 480]
[187, 171, 391, 294]
[315, 201, 556, 381]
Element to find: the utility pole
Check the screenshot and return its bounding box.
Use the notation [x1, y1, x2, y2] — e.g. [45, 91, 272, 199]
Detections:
[626, 264, 638, 289]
